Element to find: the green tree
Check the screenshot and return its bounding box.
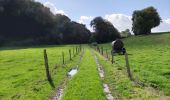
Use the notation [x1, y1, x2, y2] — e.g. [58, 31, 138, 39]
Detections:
[120, 29, 131, 38]
[0, 0, 91, 45]
[132, 6, 161, 35]
[90, 17, 120, 43]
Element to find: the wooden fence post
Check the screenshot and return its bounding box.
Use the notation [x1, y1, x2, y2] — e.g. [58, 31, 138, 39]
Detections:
[101, 47, 103, 55]
[98, 46, 100, 53]
[106, 49, 108, 58]
[76, 47, 78, 54]
[44, 49, 52, 81]
[125, 52, 133, 80]
[73, 48, 75, 57]
[69, 49, 71, 60]
[111, 50, 114, 64]
[80, 45, 82, 51]
[62, 52, 65, 64]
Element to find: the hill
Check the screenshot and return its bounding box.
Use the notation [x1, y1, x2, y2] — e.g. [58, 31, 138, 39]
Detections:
[97, 33, 170, 98]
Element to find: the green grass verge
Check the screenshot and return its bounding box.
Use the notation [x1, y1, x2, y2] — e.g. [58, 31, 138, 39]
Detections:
[62, 48, 106, 100]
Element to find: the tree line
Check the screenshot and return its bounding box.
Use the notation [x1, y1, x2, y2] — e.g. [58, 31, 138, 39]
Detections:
[0, 0, 91, 46]
[0, 0, 161, 46]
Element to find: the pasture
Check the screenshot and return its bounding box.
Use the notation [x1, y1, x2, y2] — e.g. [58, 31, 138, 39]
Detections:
[0, 45, 82, 100]
[97, 33, 170, 98]
[0, 33, 170, 100]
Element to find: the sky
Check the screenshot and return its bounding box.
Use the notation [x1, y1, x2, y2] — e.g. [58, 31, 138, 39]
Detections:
[35, 0, 170, 33]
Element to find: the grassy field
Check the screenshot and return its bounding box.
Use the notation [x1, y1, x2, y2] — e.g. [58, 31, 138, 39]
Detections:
[97, 33, 170, 97]
[1, 33, 170, 100]
[0, 45, 82, 100]
[95, 51, 166, 99]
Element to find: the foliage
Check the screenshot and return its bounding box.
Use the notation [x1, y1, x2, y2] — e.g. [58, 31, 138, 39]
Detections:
[0, 0, 91, 46]
[132, 6, 161, 35]
[120, 29, 131, 38]
[90, 17, 120, 43]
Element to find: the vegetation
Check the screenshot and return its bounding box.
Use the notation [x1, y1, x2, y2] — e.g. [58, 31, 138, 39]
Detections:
[1, 33, 170, 99]
[95, 51, 164, 99]
[98, 33, 170, 97]
[120, 29, 131, 38]
[62, 49, 105, 100]
[90, 17, 120, 43]
[0, 45, 82, 100]
[0, 0, 169, 99]
[0, 0, 91, 46]
[132, 6, 161, 35]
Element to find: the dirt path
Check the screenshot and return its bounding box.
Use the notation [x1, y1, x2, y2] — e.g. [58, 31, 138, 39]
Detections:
[50, 49, 85, 100]
[92, 50, 114, 100]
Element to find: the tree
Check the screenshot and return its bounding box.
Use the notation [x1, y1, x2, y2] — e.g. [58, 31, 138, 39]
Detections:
[120, 29, 131, 38]
[0, 0, 91, 46]
[90, 17, 120, 43]
[132, 6, 161, 35]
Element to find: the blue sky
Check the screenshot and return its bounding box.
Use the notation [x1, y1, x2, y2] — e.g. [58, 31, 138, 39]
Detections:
[36, 0, 170, 32]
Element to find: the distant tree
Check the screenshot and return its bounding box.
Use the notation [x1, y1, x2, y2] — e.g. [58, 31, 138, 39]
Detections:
[90, 17, 120, 43]
[62, 21, 91, 44]
[120, 29, 131, 38]
[89, 32, 96, 43]
[132, 6, 161, 35]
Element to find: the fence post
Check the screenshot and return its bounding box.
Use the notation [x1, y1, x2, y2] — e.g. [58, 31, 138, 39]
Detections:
[111, 50, 114, 64]
[125, 52, 133, 81]
[62, 52, 65, 64]
[76, 47, 78, 54]
[101, 47, 103, 55]
[80, 44, 82, 51]
[73, 48, 75, 57]
[43, 49, 52, 81]
[69, 49, 71, 60]
[98, 46, 100, 53]
[106, 49, 108, 58]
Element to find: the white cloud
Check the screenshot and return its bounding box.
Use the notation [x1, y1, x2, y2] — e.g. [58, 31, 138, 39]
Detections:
[165, 19, 170, 24]
[78, 16, 94, 32]
[44, 2, 66, 15]
[152, 19, 170, 32]
[104, 13, 170, 33]
[104, 14, 132, 33]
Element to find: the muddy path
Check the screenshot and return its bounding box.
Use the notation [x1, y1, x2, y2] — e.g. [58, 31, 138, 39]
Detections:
[92, 50, 114, 100]
[50, 49, 85, 100]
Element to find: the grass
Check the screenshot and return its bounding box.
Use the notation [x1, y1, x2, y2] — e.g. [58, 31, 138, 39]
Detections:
[95, 51, 164, 99]
[97, 33, 170, 97]
[1, 33, 170, 99]
[62, 48, 106, 100]
[0, 45, 82, 100]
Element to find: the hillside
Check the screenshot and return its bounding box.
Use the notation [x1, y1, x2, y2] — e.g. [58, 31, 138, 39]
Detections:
[97, 33, 170, 98]
[0, 33, 170, 99]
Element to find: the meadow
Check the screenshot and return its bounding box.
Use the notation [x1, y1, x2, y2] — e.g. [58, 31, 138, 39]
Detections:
[97, 33, 170, 98]
[0, 33, 170, 100]
[0, 45, 82, 100]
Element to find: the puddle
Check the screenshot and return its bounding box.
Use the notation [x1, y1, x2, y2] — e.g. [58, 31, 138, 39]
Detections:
[68, 66, 78, 77]
[50, 50, 84, 100]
